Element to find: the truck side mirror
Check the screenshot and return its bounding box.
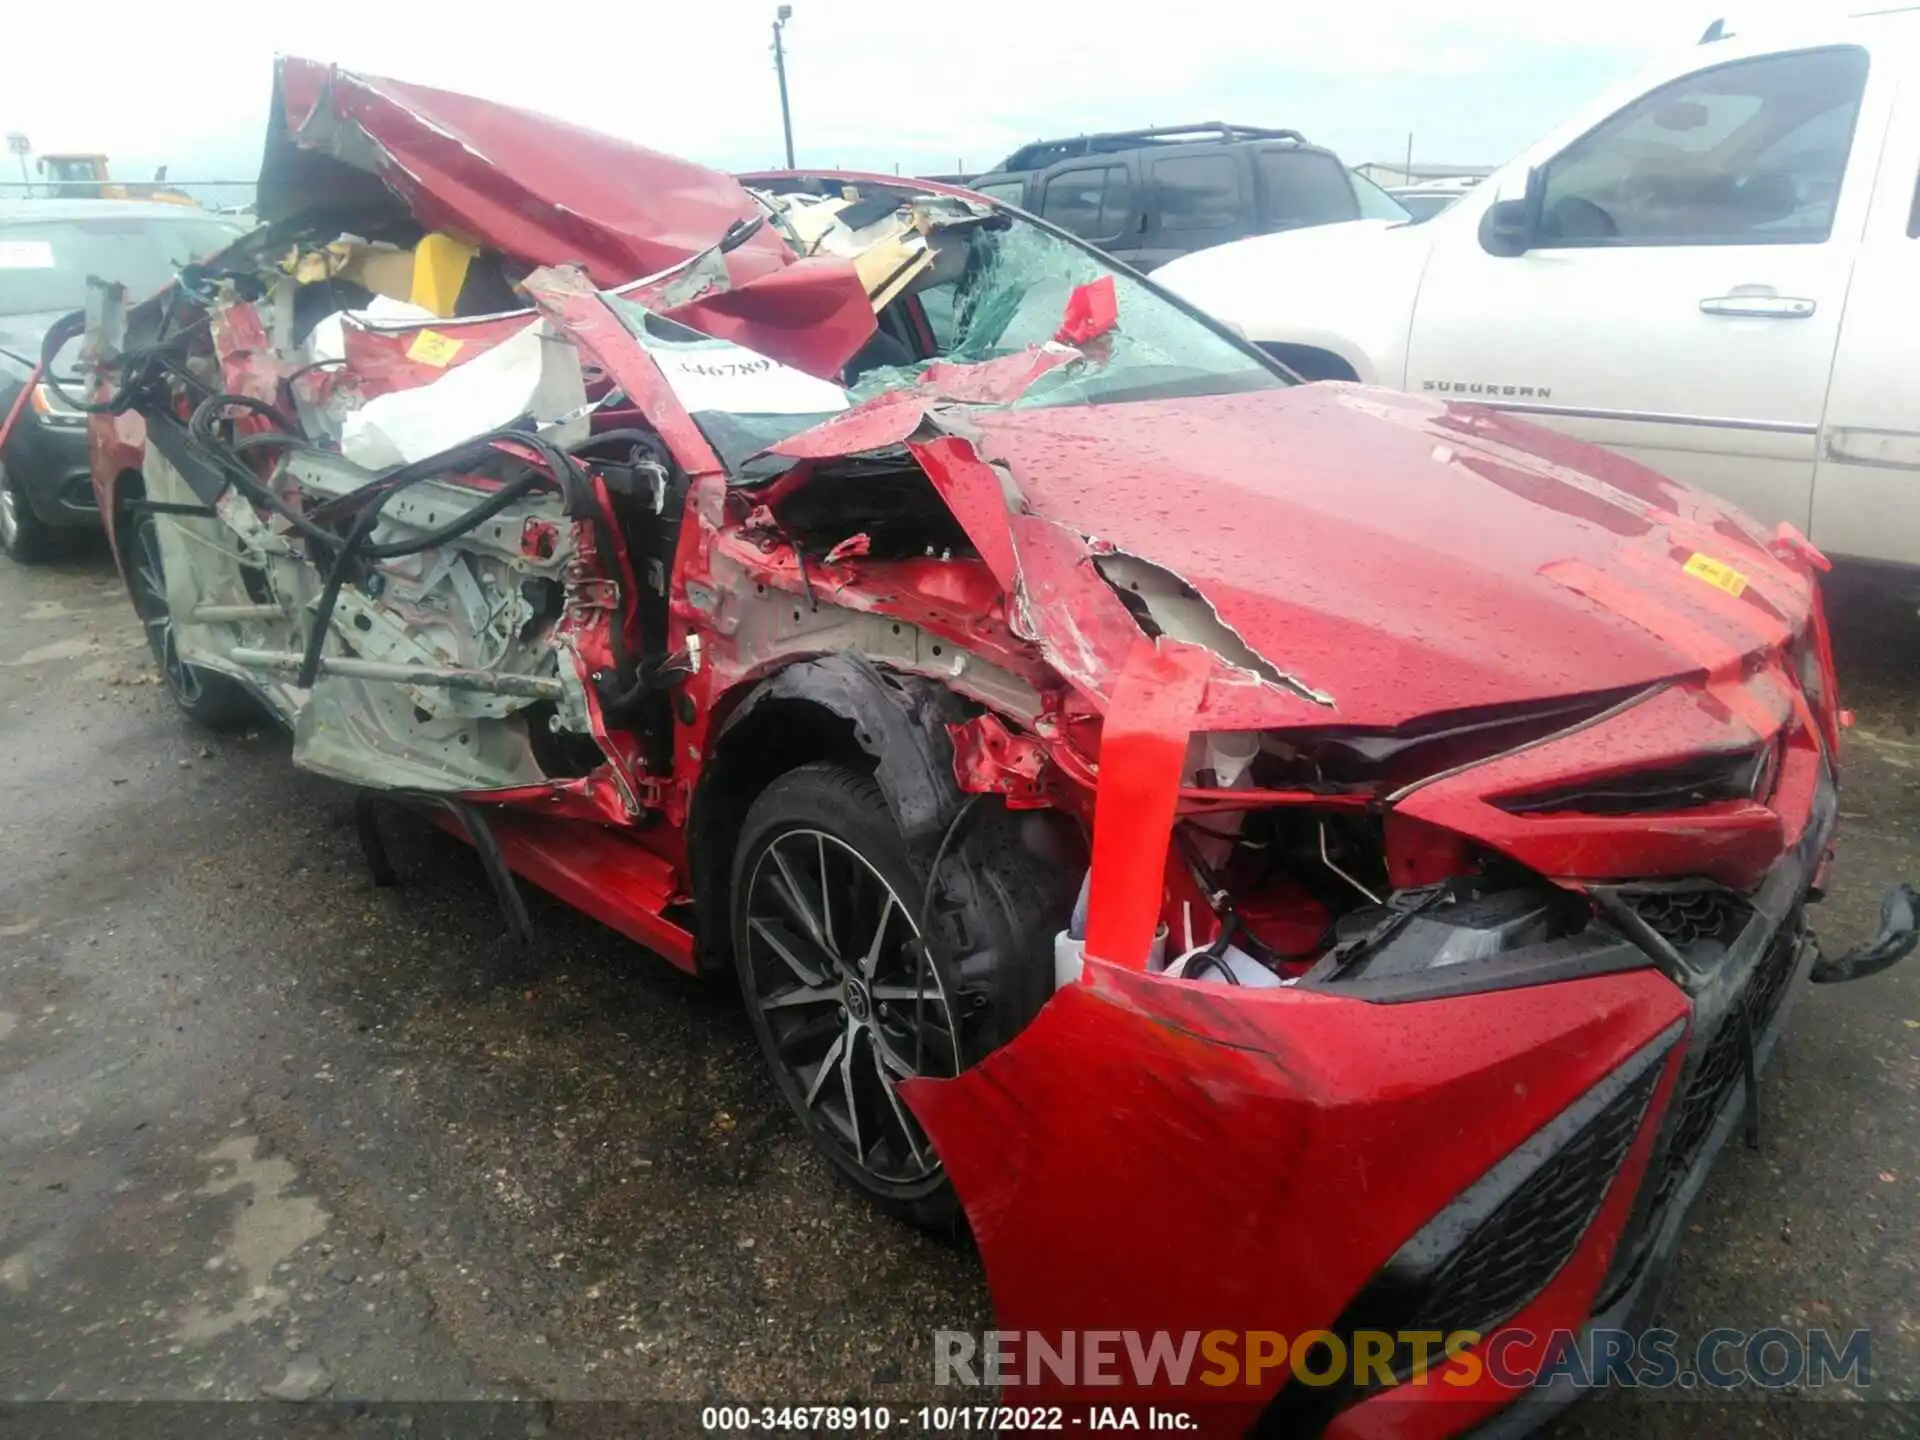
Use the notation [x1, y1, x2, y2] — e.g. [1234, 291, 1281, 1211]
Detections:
[1479, 167, 1546, 257]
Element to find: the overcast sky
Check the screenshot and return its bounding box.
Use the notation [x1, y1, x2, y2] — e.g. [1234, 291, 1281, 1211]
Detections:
[0, 0, 1850, 197]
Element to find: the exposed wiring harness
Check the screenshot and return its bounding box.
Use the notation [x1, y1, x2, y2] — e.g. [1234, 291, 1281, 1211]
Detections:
[176, 390, 595, 689]
[73, 270, 692, 717]
[37, 297, 217, 419]
[1170, 821, 1287, 982]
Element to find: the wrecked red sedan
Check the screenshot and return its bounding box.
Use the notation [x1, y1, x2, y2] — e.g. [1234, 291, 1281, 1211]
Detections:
[64, 58, 1917, 1438]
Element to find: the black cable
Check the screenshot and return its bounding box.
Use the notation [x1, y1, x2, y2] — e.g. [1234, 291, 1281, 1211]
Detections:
[177, 396, 351, 552]
[1186, 948, 1243, 985]
[37, 309, 179, 416]
[188, 391, 298, 438]
[278, 357, 347, 414]
[186, 397, 587, 556]
[67, 284, 607, 698]
[297, 500, 392, 688]
[593, 652, 695, 716]
[295, 438, 583, 688]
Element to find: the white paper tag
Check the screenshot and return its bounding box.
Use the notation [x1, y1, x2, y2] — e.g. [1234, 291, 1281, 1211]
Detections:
[0, 240, 55, 270]
[652, 344, 847, 417]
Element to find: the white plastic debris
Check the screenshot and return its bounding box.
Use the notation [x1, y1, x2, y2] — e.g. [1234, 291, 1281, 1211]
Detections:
[304, 296, 436, 366]
[1054, 923, 1167, 990]
[340, 318, 587, 468]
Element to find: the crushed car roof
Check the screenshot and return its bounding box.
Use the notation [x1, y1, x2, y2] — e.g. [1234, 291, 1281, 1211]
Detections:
[259, 57, 796, 287]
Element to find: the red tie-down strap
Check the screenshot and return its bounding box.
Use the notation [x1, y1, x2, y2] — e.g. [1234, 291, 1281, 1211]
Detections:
[1082, 635, 1212, 971]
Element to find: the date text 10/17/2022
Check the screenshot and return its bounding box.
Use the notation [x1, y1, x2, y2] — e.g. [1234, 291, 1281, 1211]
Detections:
[699, 1407, 1198, 1431]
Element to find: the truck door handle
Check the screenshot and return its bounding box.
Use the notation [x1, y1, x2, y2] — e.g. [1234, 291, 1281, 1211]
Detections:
[1700, 294, 1817, 318]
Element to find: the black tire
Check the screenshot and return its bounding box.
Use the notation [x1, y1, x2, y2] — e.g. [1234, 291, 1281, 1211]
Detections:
[731, 761, 1075, 1237]
[124, 508, 261, 730]
[0, 458, 56, 564]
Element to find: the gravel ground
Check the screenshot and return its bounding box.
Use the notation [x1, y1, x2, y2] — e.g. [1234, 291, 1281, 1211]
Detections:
[0, 542, 1916, 1437]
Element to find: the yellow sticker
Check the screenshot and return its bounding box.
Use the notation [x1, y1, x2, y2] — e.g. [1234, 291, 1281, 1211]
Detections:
[1684, 552, 1748, 597]
[405, 329, 464, 367]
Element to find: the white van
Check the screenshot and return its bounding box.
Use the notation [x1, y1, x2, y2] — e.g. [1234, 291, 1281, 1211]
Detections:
[1154, 10, 1920, 569]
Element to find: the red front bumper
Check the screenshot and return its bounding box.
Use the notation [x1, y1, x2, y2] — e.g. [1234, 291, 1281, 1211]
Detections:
[902, 956, 1687, 1436]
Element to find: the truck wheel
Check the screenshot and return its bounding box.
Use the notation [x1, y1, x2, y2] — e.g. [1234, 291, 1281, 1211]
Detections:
[126, 510, 260, 730]
[0, 460, 55, 563]
[731, 762, 1072, 1238]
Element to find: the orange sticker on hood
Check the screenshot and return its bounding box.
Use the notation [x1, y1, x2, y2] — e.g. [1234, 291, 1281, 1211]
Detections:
[1684, 552, 1748, 597]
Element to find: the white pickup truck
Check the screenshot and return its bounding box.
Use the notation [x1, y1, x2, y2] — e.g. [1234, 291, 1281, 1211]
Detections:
[1154, 10, 1920, 569]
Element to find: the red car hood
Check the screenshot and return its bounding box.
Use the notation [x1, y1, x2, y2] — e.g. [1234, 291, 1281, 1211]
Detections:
[970, 384, 1807, 728]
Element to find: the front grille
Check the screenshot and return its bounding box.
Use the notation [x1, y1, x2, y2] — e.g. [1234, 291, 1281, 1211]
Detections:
[1631, 888, 1751, 949]
[1645, 931, 1799, 1215]
[1412, 1064, 1659, 1337]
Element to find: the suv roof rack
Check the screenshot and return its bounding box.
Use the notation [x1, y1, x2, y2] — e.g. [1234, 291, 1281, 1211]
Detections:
[992, 122, 1307, 174]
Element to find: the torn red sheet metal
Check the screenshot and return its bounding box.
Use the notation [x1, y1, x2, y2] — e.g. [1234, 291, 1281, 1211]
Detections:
[261, 60, 877, 379]
[949, 712, 1053, 808]
[767, 408, 1340, 727]
[821, 532, 871, 566]
[768, 389, 934, 460]
[659, 256, 876, 381]
[266, 58, 793, 286]
[1771, 520, 1831, 574]
[209, 302, 291, 410]
[764, 347, 1079, 462]
[1054, 275, 1118, 346]
[916, 347, 1077, 404]
[522, 266, 721, 477]
[907, 435, 1021, 591]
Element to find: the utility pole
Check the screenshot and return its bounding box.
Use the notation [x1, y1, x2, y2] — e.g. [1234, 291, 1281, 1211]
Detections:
[6, 133, 31, 192]
[772, 6, 796, 169]
[1404, 131, 1414, 186]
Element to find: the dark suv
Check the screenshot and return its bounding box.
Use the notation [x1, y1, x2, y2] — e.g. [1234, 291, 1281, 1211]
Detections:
[0, 200, 244, 561]
[962, 122, 1407, 271]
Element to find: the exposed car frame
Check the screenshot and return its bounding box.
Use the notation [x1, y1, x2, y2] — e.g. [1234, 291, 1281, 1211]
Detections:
[68, 58, 1917, 1438]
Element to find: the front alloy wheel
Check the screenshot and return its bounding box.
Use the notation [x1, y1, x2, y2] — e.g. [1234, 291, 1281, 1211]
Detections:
[743, 823, 956, 1186]
[731, 760, 1075, 1236]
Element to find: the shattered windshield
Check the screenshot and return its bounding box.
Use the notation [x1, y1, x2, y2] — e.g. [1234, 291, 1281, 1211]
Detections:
[605, 193, 1285, 471]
